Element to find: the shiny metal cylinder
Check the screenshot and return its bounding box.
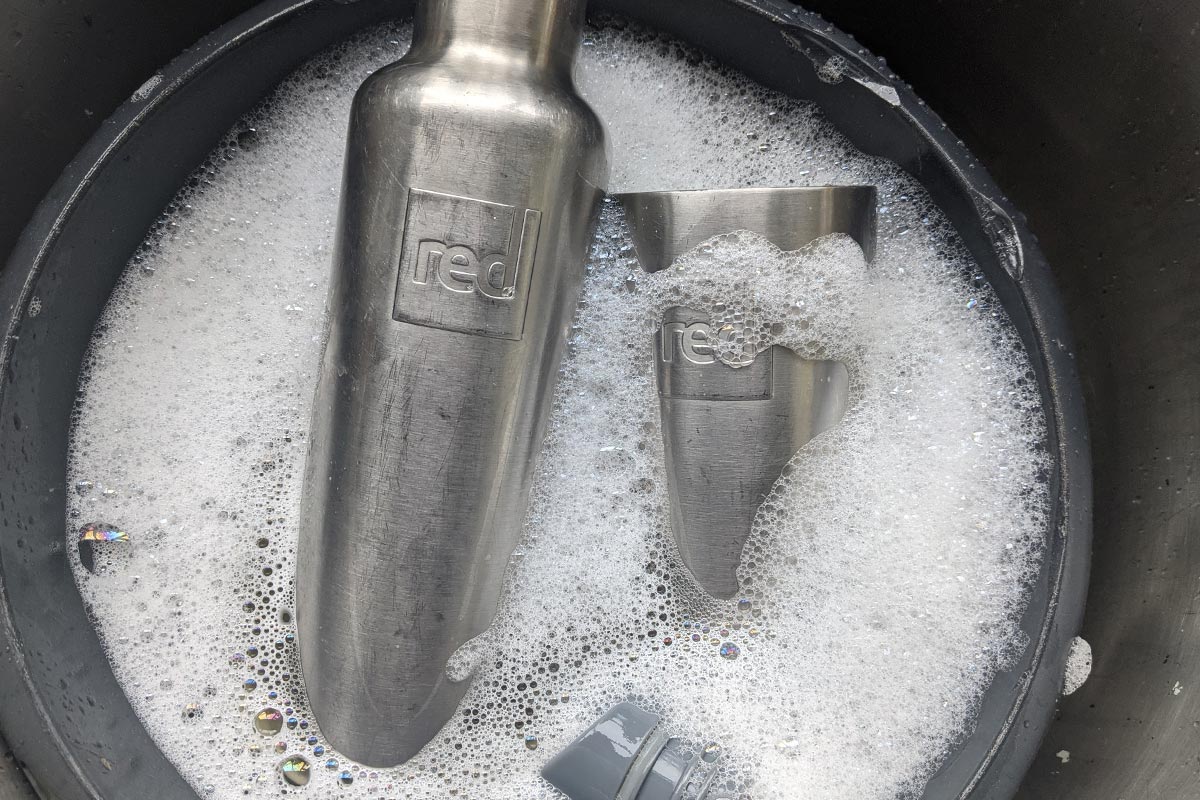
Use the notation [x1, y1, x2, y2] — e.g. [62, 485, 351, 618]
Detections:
[616, 187, 876, 599]
[297, 0, 608, 766]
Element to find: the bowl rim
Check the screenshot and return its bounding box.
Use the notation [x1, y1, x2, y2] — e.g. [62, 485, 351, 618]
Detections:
[0, 1, 1091, 798]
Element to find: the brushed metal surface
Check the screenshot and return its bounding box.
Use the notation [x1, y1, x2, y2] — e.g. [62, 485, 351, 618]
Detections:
[617, 186, 874, 598]
[620, 186, 877, 273]
[297, 0, 608, 766]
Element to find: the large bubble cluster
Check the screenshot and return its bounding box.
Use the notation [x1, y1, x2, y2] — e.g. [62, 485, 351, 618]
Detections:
[65, 18, 1047, 800]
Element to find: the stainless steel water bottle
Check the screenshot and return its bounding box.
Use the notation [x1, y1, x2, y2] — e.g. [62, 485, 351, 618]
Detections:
[298, 0, 608, 766]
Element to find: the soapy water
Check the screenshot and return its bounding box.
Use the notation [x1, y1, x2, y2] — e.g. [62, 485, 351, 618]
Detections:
[65, 19, 1048, 800]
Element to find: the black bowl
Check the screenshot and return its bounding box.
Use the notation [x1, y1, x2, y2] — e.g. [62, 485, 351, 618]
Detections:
[0, 1, 1090, 797]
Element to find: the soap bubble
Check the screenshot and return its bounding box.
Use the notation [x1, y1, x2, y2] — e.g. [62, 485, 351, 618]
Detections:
[279, 756, 310, 787]
[253, 708, 283, 736]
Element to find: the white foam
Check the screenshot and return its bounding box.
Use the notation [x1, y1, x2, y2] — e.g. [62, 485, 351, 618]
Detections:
[131, 72, 163, 102]
[65, 20, 1047, 800]
[1062, 637, 1093, 696]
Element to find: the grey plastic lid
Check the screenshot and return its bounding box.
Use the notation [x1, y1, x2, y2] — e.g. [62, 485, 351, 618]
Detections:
[543, 704, 725, 800]
[542, 703, 665, 800]
[634, 738, 698, 800]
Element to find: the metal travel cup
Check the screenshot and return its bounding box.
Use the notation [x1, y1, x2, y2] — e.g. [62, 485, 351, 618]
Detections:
[616, 187, 876, 599]
[297, 0, 608, 766]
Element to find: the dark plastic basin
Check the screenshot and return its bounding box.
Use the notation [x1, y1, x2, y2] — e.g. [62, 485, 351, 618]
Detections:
[0, 1, 1090, 798]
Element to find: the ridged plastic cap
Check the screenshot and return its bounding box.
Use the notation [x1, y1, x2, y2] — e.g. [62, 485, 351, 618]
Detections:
[542, 703, 722, 800]
[542, 703, 663, 800]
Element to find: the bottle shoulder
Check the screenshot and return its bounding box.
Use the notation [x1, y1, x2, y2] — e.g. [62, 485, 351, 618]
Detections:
[355, 58, 603, 141]
[348, 57, 607, 191]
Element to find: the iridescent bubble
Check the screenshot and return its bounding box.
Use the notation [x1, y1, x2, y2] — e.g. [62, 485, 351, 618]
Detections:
[312, 745, 325, 757]
[737, 598, 752, 612]
[274, 741, 287, 755]
[76, 522, 129, 572]
[720, 642, 740, 660]
[338, 770, 354, 786]
[243, 678, 258, 691]
[286, 717, 299, 730]
[324, 758, 339, 771]
[701, 742, 722, 763]
[254, 708, 284, 736]
[279, 755, 310, 787]
[524, 734, 539, 751]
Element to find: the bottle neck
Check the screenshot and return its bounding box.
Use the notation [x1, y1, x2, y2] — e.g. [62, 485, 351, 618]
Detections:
[411, 0, 586, 75]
